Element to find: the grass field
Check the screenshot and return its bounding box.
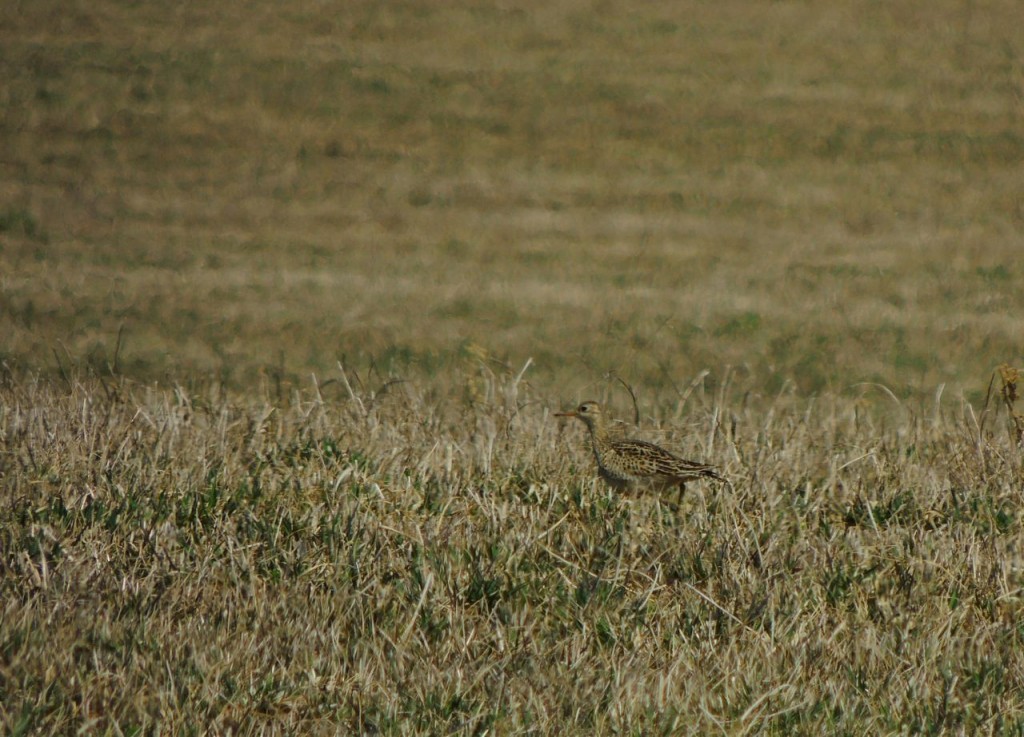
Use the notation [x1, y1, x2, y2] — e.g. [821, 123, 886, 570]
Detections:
[2, 0, 1024, 733]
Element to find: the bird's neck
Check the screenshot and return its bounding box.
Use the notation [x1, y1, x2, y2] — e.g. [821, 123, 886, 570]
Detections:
[585, 420, 612, 448]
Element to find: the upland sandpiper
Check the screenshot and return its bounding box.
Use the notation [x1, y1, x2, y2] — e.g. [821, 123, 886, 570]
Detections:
[556, 401, 725, 492]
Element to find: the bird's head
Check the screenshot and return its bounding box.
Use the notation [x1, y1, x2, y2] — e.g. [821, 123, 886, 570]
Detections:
[555, 400, 603, 429]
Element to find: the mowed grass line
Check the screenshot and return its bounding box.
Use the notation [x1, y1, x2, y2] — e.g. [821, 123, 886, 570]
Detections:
[1, 0, 1023, 397]
[2, 373, 1023, 734]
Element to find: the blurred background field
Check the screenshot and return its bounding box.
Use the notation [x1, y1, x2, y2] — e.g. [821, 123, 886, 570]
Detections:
[2, 0, 1022, 404]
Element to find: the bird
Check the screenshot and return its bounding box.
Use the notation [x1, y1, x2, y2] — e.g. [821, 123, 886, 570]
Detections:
[555, 401, 725, 493]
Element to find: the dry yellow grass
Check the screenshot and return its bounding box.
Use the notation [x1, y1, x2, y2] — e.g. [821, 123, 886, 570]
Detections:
[2, 0, 1024, 733]
[2, 372, 1023, 734]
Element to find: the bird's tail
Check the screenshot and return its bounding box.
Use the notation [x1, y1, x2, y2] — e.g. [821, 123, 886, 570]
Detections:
[704, 466, 731, 488]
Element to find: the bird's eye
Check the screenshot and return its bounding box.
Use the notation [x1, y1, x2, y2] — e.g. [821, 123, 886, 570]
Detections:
[579, 404, 588, 413]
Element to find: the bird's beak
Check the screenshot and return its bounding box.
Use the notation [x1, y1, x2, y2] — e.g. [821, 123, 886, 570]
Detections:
[554, 410, 578, 418]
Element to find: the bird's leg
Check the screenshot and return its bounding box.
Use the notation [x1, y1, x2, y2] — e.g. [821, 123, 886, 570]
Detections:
[675, 481, 687, 508]
[662, 481, 687, 520]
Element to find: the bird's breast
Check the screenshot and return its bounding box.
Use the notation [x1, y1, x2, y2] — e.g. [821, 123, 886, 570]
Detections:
[597, 465, 635, 489]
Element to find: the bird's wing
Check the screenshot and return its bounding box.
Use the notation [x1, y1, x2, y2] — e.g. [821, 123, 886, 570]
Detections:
[612, 439, 722, 480]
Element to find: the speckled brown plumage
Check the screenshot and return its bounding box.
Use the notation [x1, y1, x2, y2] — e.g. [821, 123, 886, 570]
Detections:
[556, 401, 724, 491]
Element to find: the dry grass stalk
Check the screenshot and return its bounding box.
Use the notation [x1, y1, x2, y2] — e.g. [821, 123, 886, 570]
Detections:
[998, 364, 1024, 448]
